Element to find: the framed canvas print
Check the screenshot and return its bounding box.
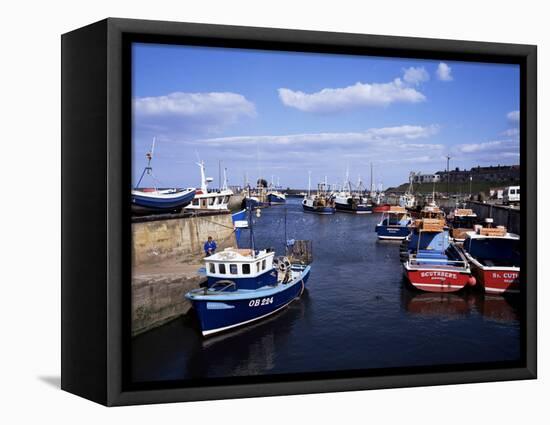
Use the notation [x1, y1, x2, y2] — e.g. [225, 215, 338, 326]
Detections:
[61, 18, 537, 406]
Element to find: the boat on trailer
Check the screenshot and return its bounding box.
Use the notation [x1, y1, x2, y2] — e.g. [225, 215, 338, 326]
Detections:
[460, 220, 520, 294]
[402, 218, 475, 293]
[375, 206, 412, 240]
[131, 138, 196, 214]
[185, 161, 233, 211]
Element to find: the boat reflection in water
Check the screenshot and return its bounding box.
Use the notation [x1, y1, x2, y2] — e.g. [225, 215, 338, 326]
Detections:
[401, 285, 474, 318]
[475, 294, 520, 324]
[132, 290, 311, 382]
[401, 284, 519, 325]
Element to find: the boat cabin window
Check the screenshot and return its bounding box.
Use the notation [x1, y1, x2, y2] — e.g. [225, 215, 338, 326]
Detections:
[208, 263, 215, 273]
[242, 263, 250, 274]
[218, 263, 226, 274]
[262, 259, 266, 270]
[256, 262, 260, 273]
[230, 264, 238, 274]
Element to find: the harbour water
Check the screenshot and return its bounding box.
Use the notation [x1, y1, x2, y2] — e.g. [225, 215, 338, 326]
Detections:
[132, 197, 521, 383]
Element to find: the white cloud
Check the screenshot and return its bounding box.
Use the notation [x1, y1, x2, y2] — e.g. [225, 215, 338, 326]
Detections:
[507, 110, 520, 122]
[436, 62, 453, 81]
[278, 79, 426, 113]
[501, 128, 519, 137]
[133, 91, 256, 135]
[403, 67, 430, 85]
[453, 139, 519, 163]
[194, 125, 440, 148]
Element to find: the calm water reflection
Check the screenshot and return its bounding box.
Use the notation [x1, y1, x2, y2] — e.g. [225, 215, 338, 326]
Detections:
[132, 197, 521, 382]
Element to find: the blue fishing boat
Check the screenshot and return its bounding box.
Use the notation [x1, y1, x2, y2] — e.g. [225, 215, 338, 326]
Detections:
[267, 191, 286, 205]
[375, 206, 412, 240]
[186, 208, 312, 336]
[132, 188, 196, 213]
[131, 138, 195, 213]
[266, 176, 287, 205]
[231, 209, 248, 247]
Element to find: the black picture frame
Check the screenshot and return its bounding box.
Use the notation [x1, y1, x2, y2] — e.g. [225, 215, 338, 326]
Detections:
[61, 17, 537, 406]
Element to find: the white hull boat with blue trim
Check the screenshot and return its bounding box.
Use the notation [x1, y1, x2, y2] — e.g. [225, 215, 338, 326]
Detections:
[185, 161, 233, 211]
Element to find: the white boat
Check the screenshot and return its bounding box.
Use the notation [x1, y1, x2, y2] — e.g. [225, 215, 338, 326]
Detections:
[399, 172, 417, 209]
[185, 161, 233, 211]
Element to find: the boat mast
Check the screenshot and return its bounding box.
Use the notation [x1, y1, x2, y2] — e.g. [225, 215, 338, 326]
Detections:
[218, 160, 221, 191]
[370, 162, 374, 195]
[197, 160, 208, 193]
[248, 203, 256, 256]
[308, 171, 312, 197]
[135, 137, 156, 189]
[223, 168, 228, 191]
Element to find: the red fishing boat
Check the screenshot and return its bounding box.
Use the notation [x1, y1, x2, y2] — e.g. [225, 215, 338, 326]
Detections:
[372, 203, 391, 213]
[461, 220, 520, 294]
[402, 217, 475, 293]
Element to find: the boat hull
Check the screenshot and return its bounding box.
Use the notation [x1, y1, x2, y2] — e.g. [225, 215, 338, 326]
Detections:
[131, 189, 195, 213]
[267, 193, 286, 205]
[471, 264, 520, 294]
[373, 204, 391, 213]
[187, 266, 310, 336]
[375, 224, 410, 240]
[335, 202, 372, 214]
[403, 264, 472, 293]
[302, 204, 335, 215]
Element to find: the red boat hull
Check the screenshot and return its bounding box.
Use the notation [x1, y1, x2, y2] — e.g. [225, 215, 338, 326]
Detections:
[471, 265, 520, 294]
[373, 204, 391, 213]
[404, 267, 472, 293]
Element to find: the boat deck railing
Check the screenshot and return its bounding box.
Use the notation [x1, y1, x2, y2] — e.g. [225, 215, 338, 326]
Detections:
[408, 255, 468, 269]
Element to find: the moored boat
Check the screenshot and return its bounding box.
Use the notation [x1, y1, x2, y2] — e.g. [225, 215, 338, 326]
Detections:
[132, 188, 196, 214]
[231, 209, 248, 247]
[186, 207, 313, 336]
[447, 208, 478, 242]
[131, 138, 196, 213]
[302, 179, 335, 214]
[266, 177, 287, 205]
[402, 218, 475, 293]
[372, 203, 391, 213]
[399, 172, 417, 210]
[267, 191, 286, 205]
[460, 221, 520, 294]
[334, 192, 372, 214]
[375, 206, 412, 240]
[186, 249, 311, 336]
[185, 161, 233, 211]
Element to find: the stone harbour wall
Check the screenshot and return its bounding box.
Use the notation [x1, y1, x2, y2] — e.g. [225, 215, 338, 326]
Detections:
[131, 212, 238, 335]
[132, 212, 237, 267]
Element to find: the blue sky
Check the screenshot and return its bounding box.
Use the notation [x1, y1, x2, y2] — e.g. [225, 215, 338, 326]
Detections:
[132, 43, 519, 189]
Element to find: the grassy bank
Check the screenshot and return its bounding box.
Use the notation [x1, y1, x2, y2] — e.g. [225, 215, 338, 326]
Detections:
[387, 180, 520, 195]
